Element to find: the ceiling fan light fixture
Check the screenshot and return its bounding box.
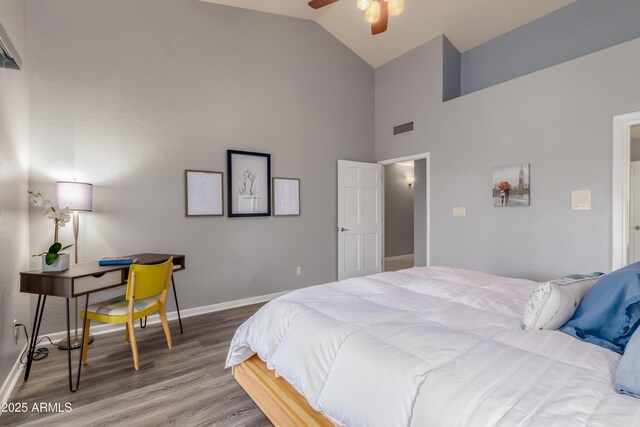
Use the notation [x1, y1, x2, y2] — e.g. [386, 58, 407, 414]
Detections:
[357, 0, 372, 11]
[388, 0, 404, 16]
[365, 0, 381, 23]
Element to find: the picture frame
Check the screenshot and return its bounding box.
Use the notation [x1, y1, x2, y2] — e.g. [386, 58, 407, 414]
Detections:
[492, 163, 530, 207]
[185, 170, 224, 216]
[273, 178, 300, 216]
[227, 150, 271, 217]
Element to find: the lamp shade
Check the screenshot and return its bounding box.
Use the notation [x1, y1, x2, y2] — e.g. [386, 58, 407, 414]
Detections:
[357, 0, 372, 11]
[365, 0, 381, 23]
[388, 0, 404, 16]
[57, 181, 93, 212]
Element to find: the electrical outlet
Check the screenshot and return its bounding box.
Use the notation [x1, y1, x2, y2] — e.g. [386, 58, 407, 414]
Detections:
[296, 266, 302, 276]
[13, 319, 18, 345]
[250, 273, 257, 282]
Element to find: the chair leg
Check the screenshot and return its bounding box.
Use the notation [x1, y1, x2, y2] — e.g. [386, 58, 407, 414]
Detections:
[159, 305, 172, 349]
[127, 321, 139, 370]
[125, 322, 130, 343]
[82, 319, 91, 364]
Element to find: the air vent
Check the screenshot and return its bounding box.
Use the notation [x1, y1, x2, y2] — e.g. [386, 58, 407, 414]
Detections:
[0, 21, 22, 70]
[393, 121, 414, 136]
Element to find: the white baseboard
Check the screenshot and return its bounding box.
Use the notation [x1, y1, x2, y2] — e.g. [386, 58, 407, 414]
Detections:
[0, 343, 27, 406]
[0, 290, 290, 405]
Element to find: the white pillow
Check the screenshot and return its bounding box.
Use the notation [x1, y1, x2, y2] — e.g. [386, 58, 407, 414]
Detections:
[522, 273, 604, 330]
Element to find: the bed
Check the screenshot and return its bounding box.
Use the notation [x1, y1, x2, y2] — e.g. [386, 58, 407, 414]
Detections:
[226, 267, 640, 426]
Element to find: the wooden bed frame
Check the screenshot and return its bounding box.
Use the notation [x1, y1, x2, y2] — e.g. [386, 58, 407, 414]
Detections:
[232, 355, 340, 427]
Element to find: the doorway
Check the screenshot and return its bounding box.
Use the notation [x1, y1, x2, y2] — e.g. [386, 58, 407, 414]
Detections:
[383, 161, 416, 271]
[379, 153, 430, 270]
[612, 111, 640, 270]
[628, 125, 640, 264]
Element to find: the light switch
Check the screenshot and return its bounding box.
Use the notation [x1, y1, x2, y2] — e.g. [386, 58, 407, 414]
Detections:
[453, 207, 466, 217]
[571, 190, 591, 211]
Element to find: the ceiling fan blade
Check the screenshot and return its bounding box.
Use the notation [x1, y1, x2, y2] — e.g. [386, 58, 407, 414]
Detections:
[371, 1, 388, 35]
[308, 0, 339, 9]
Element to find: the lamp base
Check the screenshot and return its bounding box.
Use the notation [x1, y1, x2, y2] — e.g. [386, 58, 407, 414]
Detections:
[57, 335, 94, 350]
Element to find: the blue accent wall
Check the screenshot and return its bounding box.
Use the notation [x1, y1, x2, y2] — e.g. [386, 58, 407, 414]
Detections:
[461, 0, 640, 95]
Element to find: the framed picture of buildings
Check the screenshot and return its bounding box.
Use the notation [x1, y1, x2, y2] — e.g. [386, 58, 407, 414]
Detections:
[492, 163, 530, 207]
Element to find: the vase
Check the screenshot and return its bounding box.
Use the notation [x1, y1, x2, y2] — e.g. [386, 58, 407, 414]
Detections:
[42, 253, 70, 272]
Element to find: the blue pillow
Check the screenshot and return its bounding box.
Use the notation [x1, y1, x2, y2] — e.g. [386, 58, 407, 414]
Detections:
[560, 262, 640, 354]
[616, 327, 640, 398]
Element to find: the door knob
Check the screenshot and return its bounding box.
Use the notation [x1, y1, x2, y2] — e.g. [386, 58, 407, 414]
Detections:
[635, 226, 640, 230]
[339, 227, 350, 232]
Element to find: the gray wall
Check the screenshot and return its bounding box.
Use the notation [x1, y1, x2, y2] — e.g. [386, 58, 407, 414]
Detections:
[631, 139, 640, 162]
[461, 0, 640, 95]
[376, 35, 640, 281]
[442, 36, 461, 102]
[27, 0, 374, 333]
[413, 159, 427, 267]
[0, 0, 31, 388]
[384, 164, 414, 257]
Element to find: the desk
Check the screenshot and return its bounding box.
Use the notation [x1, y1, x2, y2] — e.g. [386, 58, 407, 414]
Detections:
[19, 253, 186, 392]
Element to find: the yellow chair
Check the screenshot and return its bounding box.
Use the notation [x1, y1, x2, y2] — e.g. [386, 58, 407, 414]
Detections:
[81, 257, 174, 370]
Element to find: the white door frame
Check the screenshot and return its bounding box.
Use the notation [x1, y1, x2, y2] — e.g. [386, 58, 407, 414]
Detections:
[378, 153, 431, 267]
[612, 111, 640, 270]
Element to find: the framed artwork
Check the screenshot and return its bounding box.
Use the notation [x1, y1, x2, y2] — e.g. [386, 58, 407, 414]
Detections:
[492, 163, 530, 207]
[227, 150, 271, 217]
[185, 170, 224, 216]
[273, 178, 300, 216]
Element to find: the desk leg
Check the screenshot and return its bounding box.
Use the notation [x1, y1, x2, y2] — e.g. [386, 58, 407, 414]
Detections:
[171, 274, 183, 334]
[24, 295, 47, 381]
[66, 296, 89, 393]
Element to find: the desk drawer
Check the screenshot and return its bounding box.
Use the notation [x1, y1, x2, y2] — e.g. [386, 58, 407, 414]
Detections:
[74, 271, 122, 295]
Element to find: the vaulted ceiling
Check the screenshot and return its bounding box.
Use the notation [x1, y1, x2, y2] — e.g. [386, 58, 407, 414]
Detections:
[200, 0, 575, 68]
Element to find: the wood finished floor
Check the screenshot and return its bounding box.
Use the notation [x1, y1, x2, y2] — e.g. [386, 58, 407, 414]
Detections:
[384, 255, 413, 272]
[2, 303, 272, 427]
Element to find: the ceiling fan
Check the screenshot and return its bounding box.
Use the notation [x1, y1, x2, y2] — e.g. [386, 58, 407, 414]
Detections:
[308, 0, 405, 36]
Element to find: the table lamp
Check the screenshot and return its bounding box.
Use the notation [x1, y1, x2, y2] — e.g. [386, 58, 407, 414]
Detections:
[56, 181, 94, 350]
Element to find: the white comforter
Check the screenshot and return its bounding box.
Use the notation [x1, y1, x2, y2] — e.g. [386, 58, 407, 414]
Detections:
[226, 267, 640, 426]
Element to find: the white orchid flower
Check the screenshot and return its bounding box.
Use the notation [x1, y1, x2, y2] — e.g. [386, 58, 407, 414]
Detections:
[32, 196, 43, 207]
[58, 208, 71, 225]
[28, 189, 74, 253]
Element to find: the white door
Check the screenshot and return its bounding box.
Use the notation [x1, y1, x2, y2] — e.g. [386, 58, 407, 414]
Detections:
[337, 160, 382, 280]
[629, 161, 640, 263]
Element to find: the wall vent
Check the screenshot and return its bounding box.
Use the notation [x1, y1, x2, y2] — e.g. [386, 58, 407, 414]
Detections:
[0, 21, 21, 70]
[393, 121, 414, 136]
